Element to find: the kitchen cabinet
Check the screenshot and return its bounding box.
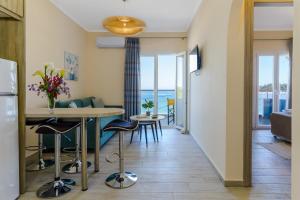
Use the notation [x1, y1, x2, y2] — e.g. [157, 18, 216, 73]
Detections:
[0, 0, 23, 20]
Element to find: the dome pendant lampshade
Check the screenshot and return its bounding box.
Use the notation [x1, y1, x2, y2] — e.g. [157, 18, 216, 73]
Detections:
[103, 16, 146, 36]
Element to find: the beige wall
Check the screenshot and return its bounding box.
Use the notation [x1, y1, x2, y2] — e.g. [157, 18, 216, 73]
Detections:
[26, 0, 87, 108]
[140, 37, 187, 55]
[25, 0, 87, 154]
[188, 0, 244, 181]
[292, 1, 300, 199]
[85, 32, 187, 105]
[254, 31, 293, 40]
[188, 0, 230, 178]
[85, 33, 125, 105]
[226, 0, 244, 181]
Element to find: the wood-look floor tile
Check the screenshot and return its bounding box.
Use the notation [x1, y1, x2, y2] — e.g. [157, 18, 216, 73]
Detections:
[20, 129, 291, 200]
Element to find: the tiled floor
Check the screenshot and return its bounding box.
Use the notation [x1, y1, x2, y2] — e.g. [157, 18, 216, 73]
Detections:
[20, 129, 291, 200]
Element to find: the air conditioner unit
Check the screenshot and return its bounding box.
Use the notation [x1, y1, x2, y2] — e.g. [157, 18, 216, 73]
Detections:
[96, 37, 125, 48]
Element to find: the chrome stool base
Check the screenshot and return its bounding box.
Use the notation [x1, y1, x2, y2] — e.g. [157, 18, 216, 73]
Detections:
[36, 179, 75, 198]
[62, 160, 92, 174]
[105, 172, 138, 189]
[26, 159, 54, 172]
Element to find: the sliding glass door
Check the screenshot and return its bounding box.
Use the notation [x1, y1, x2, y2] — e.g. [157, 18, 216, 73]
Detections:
[157, 55, 176, 115]
[255, 54, 290, 128]
[278, 54, 290, 112]
[175, 53, 187, 130]
[257, 55, 274, 126]
[140, 56, 155, 114]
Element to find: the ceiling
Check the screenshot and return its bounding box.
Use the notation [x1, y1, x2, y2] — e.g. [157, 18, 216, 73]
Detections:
[50, 0, 203, 32]
[254, 6, 294, 31]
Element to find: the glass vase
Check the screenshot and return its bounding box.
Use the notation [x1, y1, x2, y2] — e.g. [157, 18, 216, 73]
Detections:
[48, 97, 55, 114]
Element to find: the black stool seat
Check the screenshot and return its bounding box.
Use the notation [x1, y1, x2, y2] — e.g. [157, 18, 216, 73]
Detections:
[103, 119, 139, 132]
[36, 120, 81, 135]
[26, 118, 54, 126]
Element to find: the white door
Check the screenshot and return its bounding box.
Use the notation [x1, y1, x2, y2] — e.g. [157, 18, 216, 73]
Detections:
[254, 54, 290, 128]
[175, 52, 187, 132]
[0, 96, 19, 199]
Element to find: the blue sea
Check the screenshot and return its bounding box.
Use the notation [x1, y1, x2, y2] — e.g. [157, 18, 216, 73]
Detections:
[141, 90, 175, 114]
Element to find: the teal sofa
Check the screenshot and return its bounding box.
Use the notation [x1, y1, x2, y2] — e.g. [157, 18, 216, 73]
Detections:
[43, 97, 123, 151]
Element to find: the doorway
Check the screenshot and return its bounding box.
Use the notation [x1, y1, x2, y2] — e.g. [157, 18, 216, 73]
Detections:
[254, 49, 291, 128]
[244, 0, 293, 190]
[140, 53, 188, 129]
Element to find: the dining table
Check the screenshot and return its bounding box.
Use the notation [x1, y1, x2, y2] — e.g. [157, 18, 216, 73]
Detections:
[25, 107, 125, 191]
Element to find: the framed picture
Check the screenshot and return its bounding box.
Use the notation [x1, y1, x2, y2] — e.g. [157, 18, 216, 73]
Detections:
[64, 51, 79, 81]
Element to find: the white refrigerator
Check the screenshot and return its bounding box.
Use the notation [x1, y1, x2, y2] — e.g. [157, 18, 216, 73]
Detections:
[0, 58, 19, 200]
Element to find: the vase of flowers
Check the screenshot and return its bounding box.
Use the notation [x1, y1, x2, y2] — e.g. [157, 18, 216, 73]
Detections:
[28, 64, 70, 113]
[142, 99, 154, 116]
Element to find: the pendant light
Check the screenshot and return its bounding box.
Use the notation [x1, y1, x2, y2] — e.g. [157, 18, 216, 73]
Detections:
[102, 0, 146, 36]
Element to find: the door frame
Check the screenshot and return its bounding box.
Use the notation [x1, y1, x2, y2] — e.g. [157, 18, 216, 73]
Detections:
[244, 0, 293, 187]
[140, 54, 178, 120]
[175, 52, 188, 132]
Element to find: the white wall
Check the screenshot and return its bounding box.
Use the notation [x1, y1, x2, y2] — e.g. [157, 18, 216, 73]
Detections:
[292, 1, 300, 199]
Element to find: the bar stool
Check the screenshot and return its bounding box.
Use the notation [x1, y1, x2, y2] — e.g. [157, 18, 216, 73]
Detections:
[103, 119, 139, 189]
[35, 120, 80, 198]
[26, 118, 55, 171]
[62, 124, 92, 174]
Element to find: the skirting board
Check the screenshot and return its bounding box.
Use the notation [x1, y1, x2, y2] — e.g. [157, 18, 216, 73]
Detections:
[26, 152, 38, 166]
[190, 134, 247, 187]
[224, 180, 246, 187]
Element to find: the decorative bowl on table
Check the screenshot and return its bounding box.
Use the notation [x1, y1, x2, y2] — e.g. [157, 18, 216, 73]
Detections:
[151, 114, 158, 119]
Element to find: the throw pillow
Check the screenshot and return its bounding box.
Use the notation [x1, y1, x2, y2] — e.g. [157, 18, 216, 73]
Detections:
[68, 101, 78, 108]
[92, 98, 104, 108]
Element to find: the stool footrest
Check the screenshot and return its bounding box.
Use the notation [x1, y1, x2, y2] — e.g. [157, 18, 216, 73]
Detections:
[62, 147, 81, 153]
[25, 145, 46, 152]
[62, 161, 92, 174]
[105, 152, 119, 163]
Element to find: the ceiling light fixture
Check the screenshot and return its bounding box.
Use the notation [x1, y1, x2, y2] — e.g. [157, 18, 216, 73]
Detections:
[102, 0, 146, 36]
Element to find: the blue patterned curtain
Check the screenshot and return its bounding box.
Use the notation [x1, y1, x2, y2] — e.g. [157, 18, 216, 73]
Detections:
[124, 38, 141, 120]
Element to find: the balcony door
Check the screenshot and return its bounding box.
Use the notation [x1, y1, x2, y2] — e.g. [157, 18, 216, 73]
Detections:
[141, 54, 186, 127]
[175, 52, 187, 131]
[254, 53, 290, 128]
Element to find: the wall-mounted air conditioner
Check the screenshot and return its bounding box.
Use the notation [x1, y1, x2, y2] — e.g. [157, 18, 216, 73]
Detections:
[96, 37, 125, 48]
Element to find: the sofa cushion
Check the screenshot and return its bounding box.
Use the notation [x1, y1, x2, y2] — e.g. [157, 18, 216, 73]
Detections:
[81, 97, 94, 107]
[92, 98, 105, 108]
